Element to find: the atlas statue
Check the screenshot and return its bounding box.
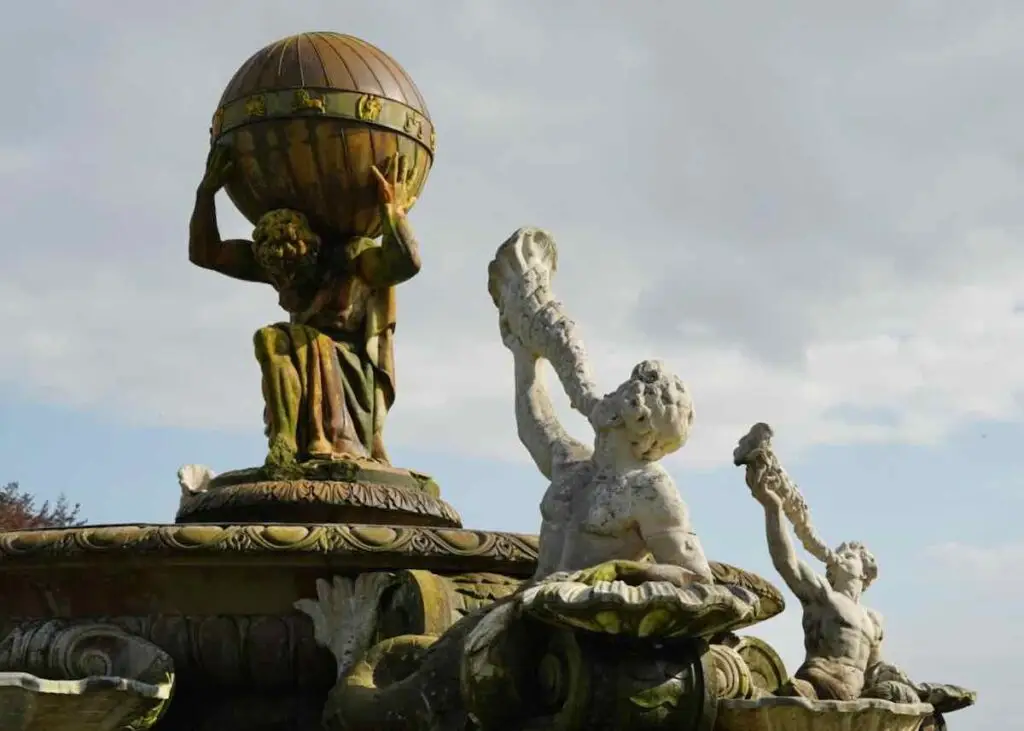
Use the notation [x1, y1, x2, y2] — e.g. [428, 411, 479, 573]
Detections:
[185, 32, 436, 473]
[189, 150, 419, 467]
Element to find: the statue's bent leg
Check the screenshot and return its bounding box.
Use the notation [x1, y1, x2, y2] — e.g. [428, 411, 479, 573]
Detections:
[254, 325, 302, 466]
[290, 326, 343, 459]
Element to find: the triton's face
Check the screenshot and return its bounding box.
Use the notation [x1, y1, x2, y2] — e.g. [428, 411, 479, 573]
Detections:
[833, 546, 864, 582]
[826, 543, 872, 596]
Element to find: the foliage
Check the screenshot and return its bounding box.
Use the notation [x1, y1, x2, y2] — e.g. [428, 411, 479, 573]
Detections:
[0, 481, 85, 530]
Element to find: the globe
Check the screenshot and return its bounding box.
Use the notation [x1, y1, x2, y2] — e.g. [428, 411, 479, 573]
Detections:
[210, 32, 435, 240]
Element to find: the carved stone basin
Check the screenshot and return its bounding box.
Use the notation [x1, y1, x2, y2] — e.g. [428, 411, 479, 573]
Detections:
[716, 696, 934, 731]
[0, 672, 171, 731]
[0, 523, 539, 696]
[0, 523, 783, 730]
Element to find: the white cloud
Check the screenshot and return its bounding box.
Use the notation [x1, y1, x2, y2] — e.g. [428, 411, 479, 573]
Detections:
[2, 2, 1024, 474]
[891, 542, 1023, 730]
[923, 541, 1024, 587]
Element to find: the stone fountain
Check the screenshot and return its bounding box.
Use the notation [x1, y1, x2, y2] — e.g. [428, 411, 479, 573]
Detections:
[0, 31, 976, 731]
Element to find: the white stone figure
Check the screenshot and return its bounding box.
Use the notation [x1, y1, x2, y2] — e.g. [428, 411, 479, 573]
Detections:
[733, 423, 976, 717]
[489, 227, 713, 585]
[734, 423, 884, 701]
[294, 573, 395, 681]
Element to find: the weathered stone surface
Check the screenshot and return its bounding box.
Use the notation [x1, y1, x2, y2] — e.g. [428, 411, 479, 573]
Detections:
[0, 672, 170, 731]
[0, 523, 536, 570]
[175, 458, 456, 526]
[0, 621, 173, 730]
[713, 633, 790, 696]
[295, 557, 783, 731]
[0, 620, 173, 686]
[716, 696, 934, 731]
[517, 567, 764, 638]
[709, 645, 755, 700]
[176, 477, 461, 527]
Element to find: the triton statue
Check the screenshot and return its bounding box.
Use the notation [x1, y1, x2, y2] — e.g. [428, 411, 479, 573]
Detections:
[489, 227, 713, 585]
[733, 422, 976, 726]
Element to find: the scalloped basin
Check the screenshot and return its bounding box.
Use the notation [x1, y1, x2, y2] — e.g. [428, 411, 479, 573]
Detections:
[0, 523, 540, 694]
[716, 696, 934, 731]
[0, 672, 170, 731]
[0, 523, 539, 619]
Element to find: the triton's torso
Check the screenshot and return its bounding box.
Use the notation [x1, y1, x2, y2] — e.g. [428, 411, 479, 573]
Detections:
[539, 461, 653, 572]
[802, 594, 881, 671]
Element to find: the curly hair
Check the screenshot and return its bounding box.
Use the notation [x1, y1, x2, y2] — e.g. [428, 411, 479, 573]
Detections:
[599, 359, 695, 462]
[251, 209, 321, 286]
[826, 540, 878, 590]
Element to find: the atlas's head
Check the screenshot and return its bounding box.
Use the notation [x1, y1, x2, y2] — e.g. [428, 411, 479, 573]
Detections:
[252, 209, 322, 287]
[591, 359, 694, 462]
[826, 541, 878, 594]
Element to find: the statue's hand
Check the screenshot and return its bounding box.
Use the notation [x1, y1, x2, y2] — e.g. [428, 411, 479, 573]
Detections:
[371, 154, 418, 220]
[748, 469, 783, 508]
[199, 144, 234, 195]
[488, 228, 560, 355]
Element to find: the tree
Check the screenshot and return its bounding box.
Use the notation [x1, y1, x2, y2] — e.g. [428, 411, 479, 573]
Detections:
[0, 482, 85, 530]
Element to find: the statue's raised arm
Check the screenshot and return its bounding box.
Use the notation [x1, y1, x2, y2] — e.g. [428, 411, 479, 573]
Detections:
[488, 228, 601, 420]
[489, 228, 594, 479]
[733, 423, 831, 603]
[501, 322, 591, 480]
[188, 145, 268, 284]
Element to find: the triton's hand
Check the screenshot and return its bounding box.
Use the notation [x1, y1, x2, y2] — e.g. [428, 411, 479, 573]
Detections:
[199, 144, 234, 195]
[371, 153, 417, 219]
[749, 473, 784, 509]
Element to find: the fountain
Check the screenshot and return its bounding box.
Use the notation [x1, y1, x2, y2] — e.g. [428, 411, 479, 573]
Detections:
[0, 31, 976, 731]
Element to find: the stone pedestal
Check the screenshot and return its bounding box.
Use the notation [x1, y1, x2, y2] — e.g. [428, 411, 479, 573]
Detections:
[176, 459, 459, 527]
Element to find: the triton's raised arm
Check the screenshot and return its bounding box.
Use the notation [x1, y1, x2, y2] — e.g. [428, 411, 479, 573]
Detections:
[753, 485, 830, 604]
[504, 326, 590, 481]
[734, 424, 831, 603]
[188, 145, 267, 284]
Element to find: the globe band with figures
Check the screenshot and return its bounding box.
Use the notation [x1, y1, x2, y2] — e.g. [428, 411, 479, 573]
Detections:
[0, 31, 976, 731]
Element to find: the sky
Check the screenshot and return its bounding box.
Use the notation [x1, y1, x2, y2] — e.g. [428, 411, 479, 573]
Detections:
[1, 0, 1021, 726]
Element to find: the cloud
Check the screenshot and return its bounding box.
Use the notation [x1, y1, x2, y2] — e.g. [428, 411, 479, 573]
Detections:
[923, 541, 1024, 587]
[893, 542, 1022, 730]
[4, 0, 1024, 475]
